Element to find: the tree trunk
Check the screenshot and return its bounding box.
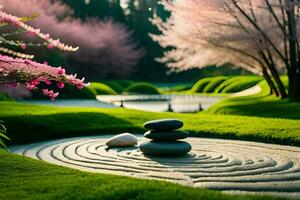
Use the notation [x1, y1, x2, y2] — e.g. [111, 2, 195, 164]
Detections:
[268, 64, 287, 98]
[262, 67, 279, 97]
[287, 8, 300, 101]
[288, 69, 300, 101]
[260, 51, 287, 98]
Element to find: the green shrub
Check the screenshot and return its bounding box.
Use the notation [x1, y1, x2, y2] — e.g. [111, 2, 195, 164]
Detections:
[221, 77, 263, 93]
[88, 82, 117, 95]
[0, 120, 9, 148]
[0, 92, 12, 101]
[214, 77, 241, 93]
[102, 81, 123, 94]
[169, 85, 192, 92]
[203, 77, 228, 93]
[58, 85, 96, 99]
[113, 80, 134, 88]
[190, 77, 213, 93]
[124, 82, 160, 94]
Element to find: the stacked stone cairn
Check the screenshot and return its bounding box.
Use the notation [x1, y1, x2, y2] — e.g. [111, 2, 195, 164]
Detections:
[139, 119, 192, 156]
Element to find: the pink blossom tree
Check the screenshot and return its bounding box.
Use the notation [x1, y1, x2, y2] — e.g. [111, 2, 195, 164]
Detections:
[152, 0, 300, 99]
[0, 9, 88, 100]
[0, 0, 143, 79]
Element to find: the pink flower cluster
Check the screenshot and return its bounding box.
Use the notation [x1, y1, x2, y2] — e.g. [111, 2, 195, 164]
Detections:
[0, 10, 79, 52]
[0, 55, 88, 100]
[42, 89, 58, 100]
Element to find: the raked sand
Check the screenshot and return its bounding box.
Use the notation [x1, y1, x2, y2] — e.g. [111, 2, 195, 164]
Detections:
[10, 135, 300, 198]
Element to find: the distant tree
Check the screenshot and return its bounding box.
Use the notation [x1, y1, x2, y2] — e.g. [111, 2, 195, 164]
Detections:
[1, 0, 143, 79]
[63, 0, 170, 81]
[126, 0, 170, 81]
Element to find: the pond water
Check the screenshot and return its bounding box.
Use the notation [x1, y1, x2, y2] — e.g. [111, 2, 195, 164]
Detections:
[97, 94, 224, 113]
[20, 95, 224, 113]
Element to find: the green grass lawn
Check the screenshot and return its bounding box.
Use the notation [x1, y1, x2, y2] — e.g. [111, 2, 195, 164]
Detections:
[2, 101, 300, 146]
[0, 149, 280, 200]
[2, 76, 300, 200]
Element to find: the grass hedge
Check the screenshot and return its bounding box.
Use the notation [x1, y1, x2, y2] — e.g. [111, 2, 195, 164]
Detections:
[203, 77, 228, 93]
[88, 82, 117, 95]
[55, 85, 96, 99]
[190, 76, 263, 94]
[190, 77, 213, 93]
[124, 82, 160, 94]
[206, 78, 300, 119]
[221, 77, 263, 93]
[0, 92, 12, 101]
[113, 80, 134, 88]
[102, 81, 124, 94]
[214, 77, 240, 93]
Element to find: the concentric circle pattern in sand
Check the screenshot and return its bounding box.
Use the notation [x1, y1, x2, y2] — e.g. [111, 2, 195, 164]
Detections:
[10, 136, 300, 197]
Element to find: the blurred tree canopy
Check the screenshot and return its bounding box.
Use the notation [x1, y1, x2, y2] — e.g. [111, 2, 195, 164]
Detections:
[60, 0, 248, 82]
[61, 0, 169, 81]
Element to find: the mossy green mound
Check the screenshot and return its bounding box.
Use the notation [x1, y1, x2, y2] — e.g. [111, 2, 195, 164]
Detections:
[58, 85, 96, 99]
[221, 77, 263, 93]
[102, 81, 124, 94]
[0, 92, 12, 101]
[203, 77, 228, 93]
[124, 82, 160, 94]
[190, 76, 262, 94]
[190, 77, 213, 93]
[206, 77, 300, 119]
[88, 82, 117, 95]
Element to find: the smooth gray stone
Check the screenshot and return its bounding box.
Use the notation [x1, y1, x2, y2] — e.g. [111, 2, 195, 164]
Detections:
[106, 133, 137, 148]
[139, 141, 191, 156]
[143, 119, 183, 130]
[144, 130, 189, 141]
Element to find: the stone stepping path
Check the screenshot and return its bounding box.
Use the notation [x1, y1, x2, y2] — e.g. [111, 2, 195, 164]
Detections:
[10, 136, 300, 197]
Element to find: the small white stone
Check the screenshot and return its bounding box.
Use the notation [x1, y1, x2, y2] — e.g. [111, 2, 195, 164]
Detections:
[106, 133, 138, 148]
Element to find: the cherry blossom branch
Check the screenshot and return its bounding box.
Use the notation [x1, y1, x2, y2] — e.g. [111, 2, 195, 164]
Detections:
[0, 55, 88, 100]
[0, 10, 79, 52]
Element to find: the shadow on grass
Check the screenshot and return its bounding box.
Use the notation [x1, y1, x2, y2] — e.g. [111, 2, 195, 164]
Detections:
[3, 112, 145, 145]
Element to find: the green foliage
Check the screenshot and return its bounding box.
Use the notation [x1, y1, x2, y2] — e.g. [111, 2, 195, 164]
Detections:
[0, 121, 9, 149]
[113, 80, 134, 88]
[169, 85, 192, 92]
[203, 77, 228, 93]
[102, 81, 124, 94]
[88, 82, 117, 95]
[221, 77, 263, 93]
[0, 92, 12, 101]
[30, 84, 97, 100]
[0, 150, 273, 200]
[190, 77, 213, 93]
[124, 82, 160, 94]
[58, 85, 96, 99]
[214, 77, 239, 93]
